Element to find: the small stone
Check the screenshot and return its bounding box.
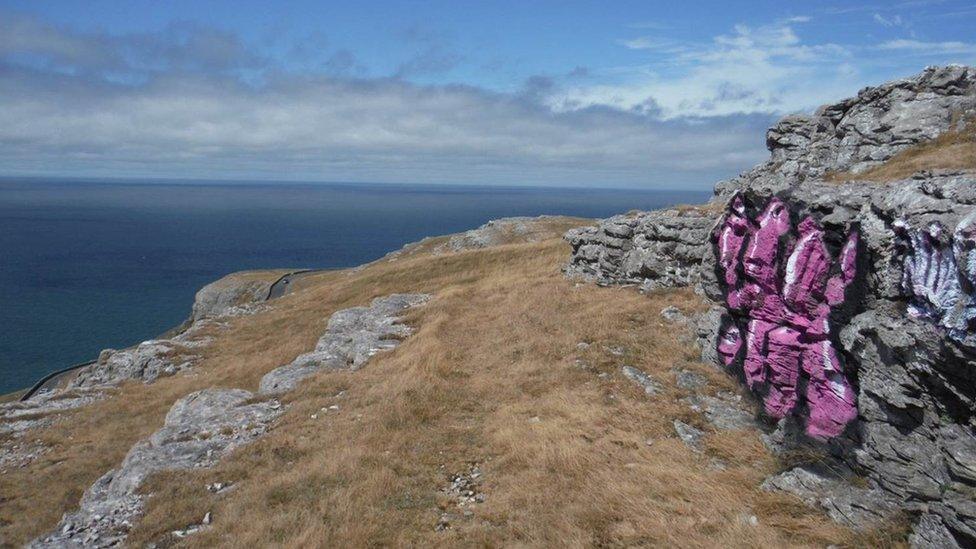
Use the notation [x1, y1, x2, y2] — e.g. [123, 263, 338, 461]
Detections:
[202, 511, 212, 525]
[528, 416, 541, 423]
[621, 365, 661, 396]
[673, 420, 705, 452]
[660, 306, 686, 323]
[576, 342, 590, 351]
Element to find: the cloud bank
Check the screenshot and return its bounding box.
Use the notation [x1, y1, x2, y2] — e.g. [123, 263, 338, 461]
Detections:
[2, 9, 972, 188]
[0, 13, 773, 188]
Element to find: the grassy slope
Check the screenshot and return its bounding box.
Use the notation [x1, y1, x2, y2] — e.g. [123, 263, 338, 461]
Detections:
[0, 219, 897, 547]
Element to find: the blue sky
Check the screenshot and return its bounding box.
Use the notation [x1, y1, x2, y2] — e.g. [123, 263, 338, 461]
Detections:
[1, 1, 974, 188]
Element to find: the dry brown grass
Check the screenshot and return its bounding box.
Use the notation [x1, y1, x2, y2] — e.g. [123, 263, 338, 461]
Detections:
[0, 221, 900, 547]
[827, 118, 976, 182]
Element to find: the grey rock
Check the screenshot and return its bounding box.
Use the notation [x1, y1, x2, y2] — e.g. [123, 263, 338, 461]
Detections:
[686, 395, 757, 431]
[31, 389, 282, 548]
[259, 294, 429, 394]
[910, 514, 963, 549]
[762, 465, 899, 530]
[620, 365, 661, 396]
[673, 369, 708, 391]
[33, 293, 431, 548]
[673, 420, 705, 452]
[716, 64, 976, 198]
[191, 271, 274, 323]
[660, 305, 687, 323]
[440, 216, 558, 252]
[564, 207, 717, 291]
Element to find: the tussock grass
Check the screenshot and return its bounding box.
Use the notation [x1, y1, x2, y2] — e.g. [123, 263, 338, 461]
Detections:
[827, 118, 976, 182]
[0, 220, 898, 547]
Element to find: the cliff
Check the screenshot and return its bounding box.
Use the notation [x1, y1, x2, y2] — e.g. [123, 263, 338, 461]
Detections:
[567, 65, 976, 547]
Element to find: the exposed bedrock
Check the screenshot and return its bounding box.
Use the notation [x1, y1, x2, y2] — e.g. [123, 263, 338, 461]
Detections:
[190, 271, 276, 323]
[716, 64, 976, 198]
[32, 294, 429, 548]
[564, 207, 716, 291]
[259, 294, 430, 394]
[31, 389, 283, 548]
[566, 66, 976, 544]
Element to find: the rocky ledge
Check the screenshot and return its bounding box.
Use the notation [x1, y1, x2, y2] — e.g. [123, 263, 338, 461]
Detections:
[565, 65, 976, 547]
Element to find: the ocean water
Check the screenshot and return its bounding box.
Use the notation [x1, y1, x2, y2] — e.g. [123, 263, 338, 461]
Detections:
[0, 179, 708, 393]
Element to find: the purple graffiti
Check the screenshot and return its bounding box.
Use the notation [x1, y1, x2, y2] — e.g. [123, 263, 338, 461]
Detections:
[894, 211, 976, 347]
[714, 194, 859, 440]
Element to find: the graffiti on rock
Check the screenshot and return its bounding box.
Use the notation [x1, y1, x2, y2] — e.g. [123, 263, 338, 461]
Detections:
[894, 211, 976, 348]
[714, 193, 859, 440]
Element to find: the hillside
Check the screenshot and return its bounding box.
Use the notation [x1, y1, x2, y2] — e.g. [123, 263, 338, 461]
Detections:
[1, 216, 892, 548]
[2, 66, 975, 548]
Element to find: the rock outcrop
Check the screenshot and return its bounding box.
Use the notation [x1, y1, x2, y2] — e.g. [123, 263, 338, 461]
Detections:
[259, 294, 430, 394]
[32, 294, 429, 547]
[565, 65, 976, 546]
[715, 64, 976, 198]
[564, 207, 716, 291]
[190, 271, 276, 323]
[31, 389, 282, 548]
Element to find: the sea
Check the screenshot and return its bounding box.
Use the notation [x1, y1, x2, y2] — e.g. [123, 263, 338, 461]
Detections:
[0, 178, 708, 394]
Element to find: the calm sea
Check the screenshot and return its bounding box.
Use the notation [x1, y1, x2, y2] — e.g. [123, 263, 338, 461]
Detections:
[0, 179, 708, 393]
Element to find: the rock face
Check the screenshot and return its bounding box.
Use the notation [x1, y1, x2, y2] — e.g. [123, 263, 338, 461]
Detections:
[715, 64, 976, 198]
[713, 193, 860, 440]
[190, 272, 275, 323]
[32, 294, 429, 547]
[564, 207, 716, 291]
[259, 294, 429, 394]
[565, 65, 976, 545]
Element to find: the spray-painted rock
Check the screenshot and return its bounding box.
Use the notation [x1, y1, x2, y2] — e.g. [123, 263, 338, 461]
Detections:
[895, 211, 976, 348]
[714, 193, 859, 440]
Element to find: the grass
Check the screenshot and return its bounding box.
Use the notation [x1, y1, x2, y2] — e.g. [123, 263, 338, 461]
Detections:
[0, 219, 902, 547]
[827, 117, 975, 182]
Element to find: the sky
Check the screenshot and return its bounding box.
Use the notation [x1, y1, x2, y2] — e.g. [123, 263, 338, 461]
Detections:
[1, 1, 975, 189]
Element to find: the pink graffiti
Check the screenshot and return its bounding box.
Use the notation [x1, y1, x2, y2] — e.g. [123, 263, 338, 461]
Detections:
[714, 194, 859, 440]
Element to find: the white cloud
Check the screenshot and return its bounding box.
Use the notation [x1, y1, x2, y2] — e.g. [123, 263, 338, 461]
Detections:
[554, 21, 854, 118]
[873, 13, 905, 27]
[877, 39, 976, 54]
[0, 65, 769, 187]
[0, 12, 778, 188]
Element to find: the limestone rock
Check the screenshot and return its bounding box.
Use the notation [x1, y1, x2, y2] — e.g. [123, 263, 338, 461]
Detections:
[761, 465, 898, 530]
[259, 294, 429, 394]
[620, 365, 661, 396]
[716, 64, 976, 198]
[442, 216, 557, 252]
[673, 420, 705, 452]
[565, 65, 976, 542]
[564, 207, 716, 291]
[31, 389, 282, 548]
[190, 271, 274, 322]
